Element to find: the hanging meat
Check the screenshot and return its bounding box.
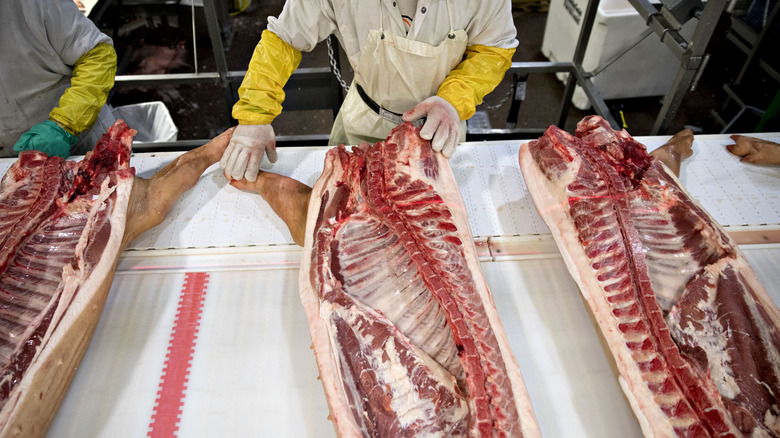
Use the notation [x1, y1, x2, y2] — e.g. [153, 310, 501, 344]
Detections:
[0, 121, 236, 437]
[298, 122, 540, 437]
[519, 115, 780, 437]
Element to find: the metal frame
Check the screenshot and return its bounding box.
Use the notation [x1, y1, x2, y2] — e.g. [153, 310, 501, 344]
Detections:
[111, 0, 645, 149]
[728, 0, 780, 85]
[109, 0, 238, 126]
[476, 0, 731, 139]
[110, 0, 344, 150]
[467, 0, 618, 140]
[710, 0, 779, 131]
[625, 0, 729, 134]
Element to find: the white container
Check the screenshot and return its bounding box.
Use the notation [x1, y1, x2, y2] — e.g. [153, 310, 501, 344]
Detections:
[541, 0, 695, 109]
[111, 101, 178, 142]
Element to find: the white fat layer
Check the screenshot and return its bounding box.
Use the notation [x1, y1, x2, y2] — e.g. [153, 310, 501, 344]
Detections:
[765, 408, 780, 436]
[631, 166, 736, 313]
[335, 210, 463, 379]
[631, 185, 698, 311]
[306, 142, 539, 438]
[521, 143, 686, 437]
[0, 166, 131, 434]
[666, 269, 739, 399]
[334, 304, 467, 436]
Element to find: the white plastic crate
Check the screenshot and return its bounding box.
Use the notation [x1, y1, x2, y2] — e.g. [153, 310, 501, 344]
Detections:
[541, 0, 696, 109]
[112, 101, 178, 142]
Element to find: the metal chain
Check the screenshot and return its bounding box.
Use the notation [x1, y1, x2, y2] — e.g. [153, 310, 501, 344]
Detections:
[326, 36, 513, 112]
[327, 37, 350, 93]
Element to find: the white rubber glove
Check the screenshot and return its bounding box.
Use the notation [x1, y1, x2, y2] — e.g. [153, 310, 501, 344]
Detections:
[220, 124, 277, 182]
[402, 96, 461, 159]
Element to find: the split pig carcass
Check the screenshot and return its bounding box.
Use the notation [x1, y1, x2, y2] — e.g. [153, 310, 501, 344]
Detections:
[0, 120, 232, 437]
[0, 121, 135, 436]
[519, 115, 780, 437]
[299, 122, 540, 437]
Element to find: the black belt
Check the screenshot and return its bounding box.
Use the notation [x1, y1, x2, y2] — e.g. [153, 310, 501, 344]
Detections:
[355, 83, 406, 125]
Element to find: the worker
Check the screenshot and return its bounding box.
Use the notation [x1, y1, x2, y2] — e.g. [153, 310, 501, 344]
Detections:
[726, 135, 780, 166]
[0, 0, 117, 159]
[220, 0, 518, 182]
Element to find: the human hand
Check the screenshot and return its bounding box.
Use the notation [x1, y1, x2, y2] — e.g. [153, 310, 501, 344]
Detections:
[13, 120, 78, 158]
[403, 96, 460, 158]
[220, 124, 277, 181]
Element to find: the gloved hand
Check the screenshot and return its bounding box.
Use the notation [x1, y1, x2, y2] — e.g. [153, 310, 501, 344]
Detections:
[220, 124, 277, 182]
[13, 120, 78, 158]
[403, 96, 461, 159]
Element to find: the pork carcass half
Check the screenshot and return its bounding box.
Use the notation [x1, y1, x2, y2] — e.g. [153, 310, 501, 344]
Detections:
[0, 121, 135, 436]
[299, 122, 539, 437]
[519, 115, 780, 437]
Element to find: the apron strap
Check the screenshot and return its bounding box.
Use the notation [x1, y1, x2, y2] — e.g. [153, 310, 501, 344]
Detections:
[445, 0, 455, 38]
[379, 0, 385, 38]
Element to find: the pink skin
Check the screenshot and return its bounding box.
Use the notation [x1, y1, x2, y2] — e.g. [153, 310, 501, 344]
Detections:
[123, 127, 236, 248]
[227, 171, 312, 246]
[218, 127, 704, 247]
[726, 135, 780, 166]
[649, 129, 694, 177]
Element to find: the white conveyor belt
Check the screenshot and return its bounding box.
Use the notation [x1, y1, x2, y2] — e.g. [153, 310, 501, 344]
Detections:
[1, 133, 777, 249]
[47, 247, 780, 438]
[0, 133, 777, 437]
[119, 133, 780, 248]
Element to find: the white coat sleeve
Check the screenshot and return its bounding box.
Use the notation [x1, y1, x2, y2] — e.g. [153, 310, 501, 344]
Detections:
[43, 0, 113, 64]
[465, 0, 519, 50]
[266, 0, 338, 52]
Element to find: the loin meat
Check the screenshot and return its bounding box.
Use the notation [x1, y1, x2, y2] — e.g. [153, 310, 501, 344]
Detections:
[519, 116, 780, 437]
[299, 122, 540, 437]
[0, 121, 135, 436]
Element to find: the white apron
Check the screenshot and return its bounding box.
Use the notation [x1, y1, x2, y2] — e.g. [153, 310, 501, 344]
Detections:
[329, 0, 467, 146]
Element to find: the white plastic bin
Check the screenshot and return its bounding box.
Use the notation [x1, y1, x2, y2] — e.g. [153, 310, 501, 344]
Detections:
[541, 0, 696, 109]
[111, 101, 178, 142]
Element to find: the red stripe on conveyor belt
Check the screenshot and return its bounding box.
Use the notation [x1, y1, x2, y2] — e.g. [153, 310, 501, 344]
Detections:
[147, 272, 209, 437]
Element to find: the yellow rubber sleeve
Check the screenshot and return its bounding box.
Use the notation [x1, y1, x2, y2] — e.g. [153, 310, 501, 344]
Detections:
[437, 45, 515, 121]
[49, 42, 117, 136]
[232, 30, 303, 125]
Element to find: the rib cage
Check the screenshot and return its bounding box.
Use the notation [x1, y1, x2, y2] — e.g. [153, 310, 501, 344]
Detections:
[301, 122, 539, 438]
[336, 210, 464, 380]
[518, 116, 780, 436]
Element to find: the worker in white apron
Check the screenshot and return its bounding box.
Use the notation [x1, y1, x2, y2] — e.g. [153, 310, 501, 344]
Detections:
[221, 0, 518, 182]
[0, 0, 117, 159]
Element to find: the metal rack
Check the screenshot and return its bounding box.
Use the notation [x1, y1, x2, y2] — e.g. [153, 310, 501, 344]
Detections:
[103, 0, 726, 149]
[711, 0, 779, 132]
[101, 0, 628, 149]
[479, 0, 732, 138]
[624, 0, 729, 134]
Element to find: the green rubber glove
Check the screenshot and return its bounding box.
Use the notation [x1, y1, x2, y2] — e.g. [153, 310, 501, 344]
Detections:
[13, 120, 78, 158]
